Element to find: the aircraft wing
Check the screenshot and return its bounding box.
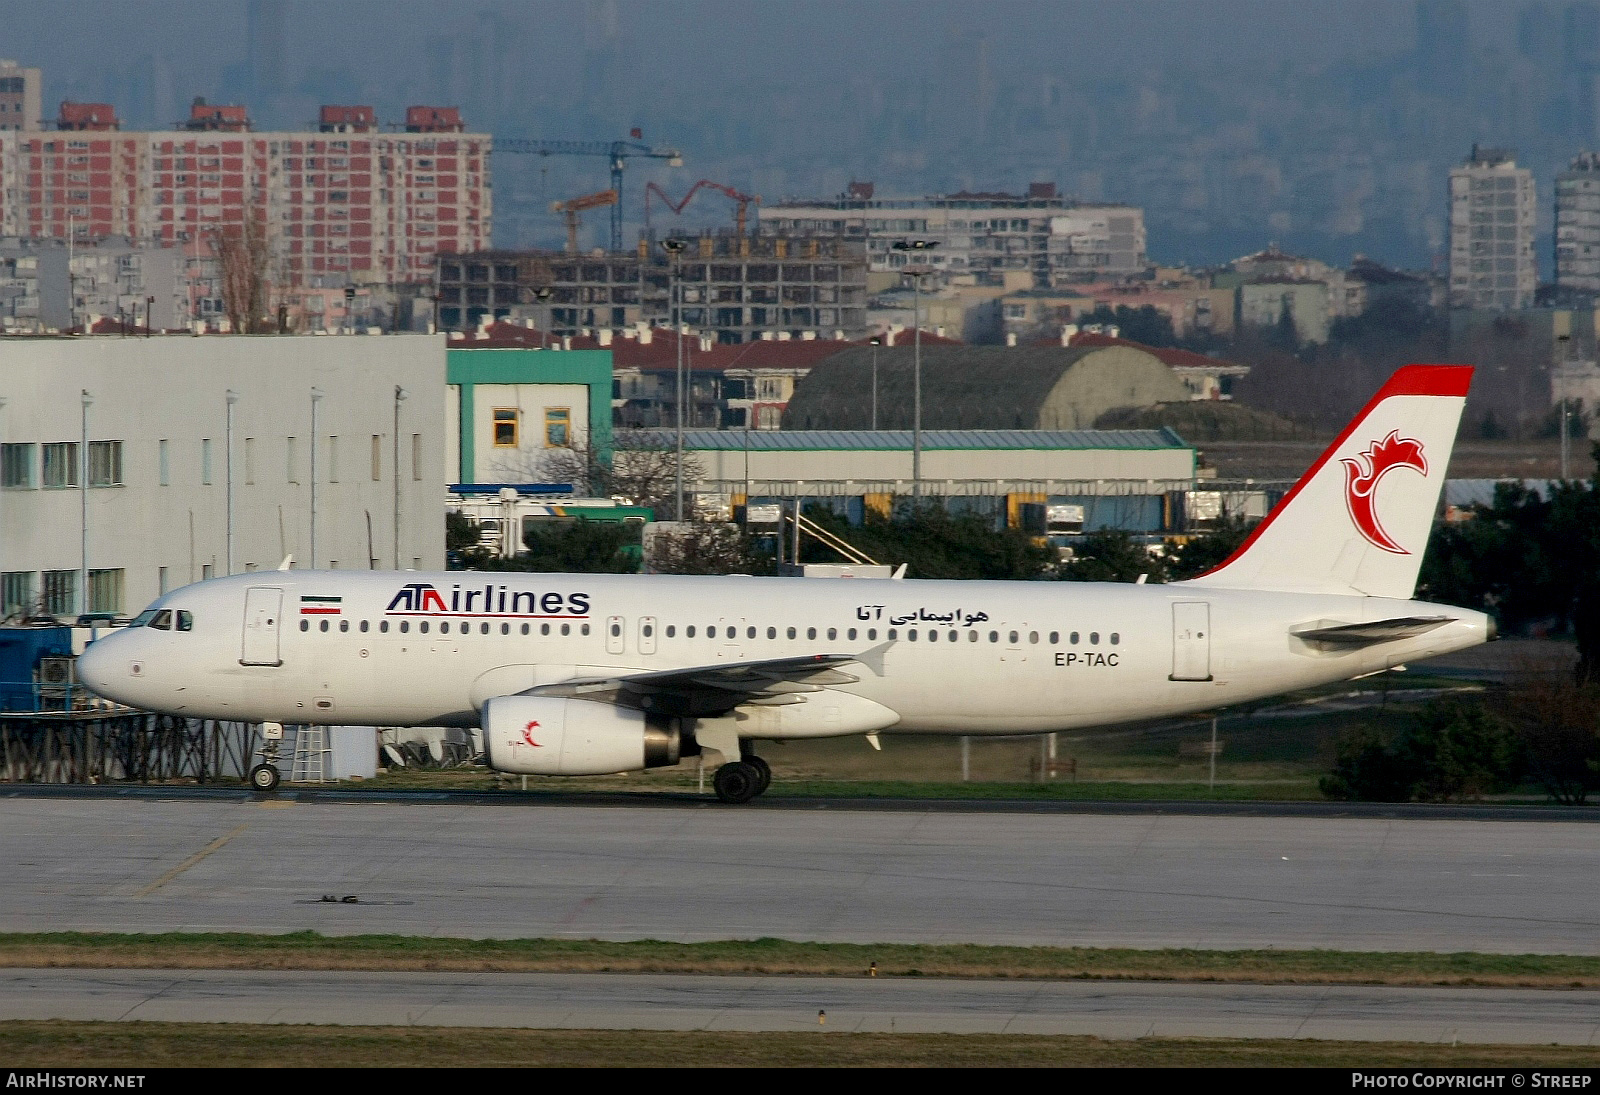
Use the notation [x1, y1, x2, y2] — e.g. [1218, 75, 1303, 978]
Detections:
[1291, 616, 1455, 647]
[524, 653, 864, 718]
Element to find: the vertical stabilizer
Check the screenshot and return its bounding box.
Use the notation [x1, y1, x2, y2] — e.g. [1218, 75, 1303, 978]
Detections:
[1183, 365, 1472, 599]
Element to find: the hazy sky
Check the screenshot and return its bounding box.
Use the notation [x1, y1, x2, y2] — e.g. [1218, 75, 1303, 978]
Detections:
[0, 2, 1567, 264]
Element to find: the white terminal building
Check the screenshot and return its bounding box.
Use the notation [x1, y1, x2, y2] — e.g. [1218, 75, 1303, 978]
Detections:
[0, 334, 446, 620]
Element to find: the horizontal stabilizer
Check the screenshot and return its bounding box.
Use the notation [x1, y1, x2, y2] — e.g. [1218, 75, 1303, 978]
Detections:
[1291, 615, 1454, 646]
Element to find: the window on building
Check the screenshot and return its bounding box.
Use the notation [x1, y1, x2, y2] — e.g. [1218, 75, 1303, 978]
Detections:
[544, 408, 570, 447]
[371, 434, 382, 481]
[286, 436, 298, 483]
[244, 438, 255, 484]
[201, 563, 213, 580]
[328, 435, 339, 482]
[87, 569, 123, 615]
[41, 570, 75, 616]
[492, 408, 518, 448]
[200, 438, 212, 484]
[158, 439, 169, 486]
[41, 442, 77, 488]
[1, 443, 34, 488]
[158, 567, 169, 595]
[88, 441, 122, 486]
[1, 571, 34, 616]
[412, 433, 422, 481]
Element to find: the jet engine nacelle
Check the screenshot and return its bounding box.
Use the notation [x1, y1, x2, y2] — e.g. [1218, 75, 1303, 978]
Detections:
[481, 695, 680, 776]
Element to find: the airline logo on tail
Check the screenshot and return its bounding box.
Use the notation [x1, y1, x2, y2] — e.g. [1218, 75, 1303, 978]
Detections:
[1341, 430, 1428, 554]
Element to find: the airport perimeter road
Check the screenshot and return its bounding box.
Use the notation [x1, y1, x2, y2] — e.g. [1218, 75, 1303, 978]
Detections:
[3, 797, 1600, 951]
[5, 969, 1600, 1044]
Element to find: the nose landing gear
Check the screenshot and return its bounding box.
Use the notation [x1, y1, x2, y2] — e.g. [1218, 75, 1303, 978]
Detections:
[246, 722, 284, 793]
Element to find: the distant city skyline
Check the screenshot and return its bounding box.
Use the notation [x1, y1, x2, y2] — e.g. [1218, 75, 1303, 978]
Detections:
[0, 1, 1592, 273]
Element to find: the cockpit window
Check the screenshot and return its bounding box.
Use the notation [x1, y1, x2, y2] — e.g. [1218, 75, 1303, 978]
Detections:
[176, 610, 194, 632]
[149, 609, 172, 631]
[130, 609, 158, 628]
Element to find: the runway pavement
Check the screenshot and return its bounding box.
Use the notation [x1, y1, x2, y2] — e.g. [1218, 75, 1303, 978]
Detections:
[2, 795, 1600, 952]
[3, 968, 1599, 1044]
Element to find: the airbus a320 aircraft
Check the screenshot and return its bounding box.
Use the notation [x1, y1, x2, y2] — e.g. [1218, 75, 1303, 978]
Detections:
[79, 365, 1490, 803]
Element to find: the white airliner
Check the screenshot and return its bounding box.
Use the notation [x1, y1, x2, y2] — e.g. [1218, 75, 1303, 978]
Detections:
[79, 365, 1490, 803]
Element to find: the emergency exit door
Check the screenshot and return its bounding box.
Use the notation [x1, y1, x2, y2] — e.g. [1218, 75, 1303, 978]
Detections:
[240, 587, 284, 667]
[1170, 601, 1212, 682]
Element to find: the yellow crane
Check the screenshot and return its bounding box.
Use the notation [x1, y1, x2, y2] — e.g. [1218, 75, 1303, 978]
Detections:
[551, 189, 619, 253]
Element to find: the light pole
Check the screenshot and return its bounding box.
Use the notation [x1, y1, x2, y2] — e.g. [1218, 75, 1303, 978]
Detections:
[79, 389, 92, 617]
[309, 387, 323, 568]
[868, 334, 883, 430]
[533, 286, 553, 350]
[661, 237, 688, 520]
[225, 389, 238, 575]
[893, 239, 939, 504]
[393, 385, 408, 569]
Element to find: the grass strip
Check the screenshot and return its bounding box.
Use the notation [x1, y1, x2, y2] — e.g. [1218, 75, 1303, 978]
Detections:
[1, 1022, 1596, 1067]
[5, 933, 1600, 988]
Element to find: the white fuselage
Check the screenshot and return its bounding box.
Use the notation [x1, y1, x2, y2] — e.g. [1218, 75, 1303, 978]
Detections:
[77, 570, 1491, 736]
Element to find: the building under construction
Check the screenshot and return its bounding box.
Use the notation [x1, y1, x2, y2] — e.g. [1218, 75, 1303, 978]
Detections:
[436, 232, 868, 343]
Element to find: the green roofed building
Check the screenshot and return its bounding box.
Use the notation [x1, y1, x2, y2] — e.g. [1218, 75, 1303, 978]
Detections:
[668, 427, 1198, 535]
[446, 345, 613, 486]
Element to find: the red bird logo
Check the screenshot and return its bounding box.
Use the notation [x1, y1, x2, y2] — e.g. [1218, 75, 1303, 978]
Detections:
[1341, 431, 1428, 554]
[521, 720, 543, 747]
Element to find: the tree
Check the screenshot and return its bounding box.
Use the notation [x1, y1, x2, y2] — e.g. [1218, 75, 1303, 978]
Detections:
[1165, 517, 1254, 581]
[505, 429, 704, 521]
[1058, 529, 1165, 583]
[1080, 304, 1177, 347]
[648, 519, 775, 575]
[521, 521, 640, 573]
[800, 504, 1057, 580]
[1505, 673, 1600, 804]
[1320, 697, 1520, 803]
[216, 205, 272, 334]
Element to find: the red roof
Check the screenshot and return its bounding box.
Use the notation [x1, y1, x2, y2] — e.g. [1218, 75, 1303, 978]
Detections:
[448, 321, 962, 370]
[1067, 330, 1243, 370]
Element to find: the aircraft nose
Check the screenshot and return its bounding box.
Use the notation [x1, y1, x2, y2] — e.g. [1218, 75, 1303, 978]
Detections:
[77, 634, 130, 702]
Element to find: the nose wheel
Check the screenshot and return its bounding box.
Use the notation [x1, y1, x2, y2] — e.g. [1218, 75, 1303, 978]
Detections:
[248, 763, 281, 792]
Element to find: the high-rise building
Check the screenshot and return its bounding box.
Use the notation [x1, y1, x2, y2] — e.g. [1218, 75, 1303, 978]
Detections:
[1448, 145, 1537, 310]
[0, 98, 491, 291]
[0, 60, 41, 132]
[1557, 151, 1600, 299]
[761, 183, 1147, 288]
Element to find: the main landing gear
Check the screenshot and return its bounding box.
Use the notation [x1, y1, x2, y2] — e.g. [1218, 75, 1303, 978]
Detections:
[713, 753, 772, 805]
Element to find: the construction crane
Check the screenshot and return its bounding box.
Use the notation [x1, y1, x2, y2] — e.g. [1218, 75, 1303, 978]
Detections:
[551, 189, 619, 254]
[494, 135, 684, 252]
[644, 179, 761, 237]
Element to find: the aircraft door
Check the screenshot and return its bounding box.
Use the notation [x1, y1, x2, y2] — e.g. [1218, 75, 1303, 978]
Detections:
[638, 616, 658, 655]
[1170, 601, 1212, 681]
[240, 586, 284, 667]
[605, 615, 626, 655]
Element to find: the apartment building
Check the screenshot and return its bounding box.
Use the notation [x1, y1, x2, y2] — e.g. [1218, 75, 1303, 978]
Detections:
[0, 61, 41, 133]
[436, 234, 868, 342]
[1557, 151, 1600, 299]
[761, 182, 1146, 288]
[1449, 145, 1537, 310]
[0, 99, 491, 292]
